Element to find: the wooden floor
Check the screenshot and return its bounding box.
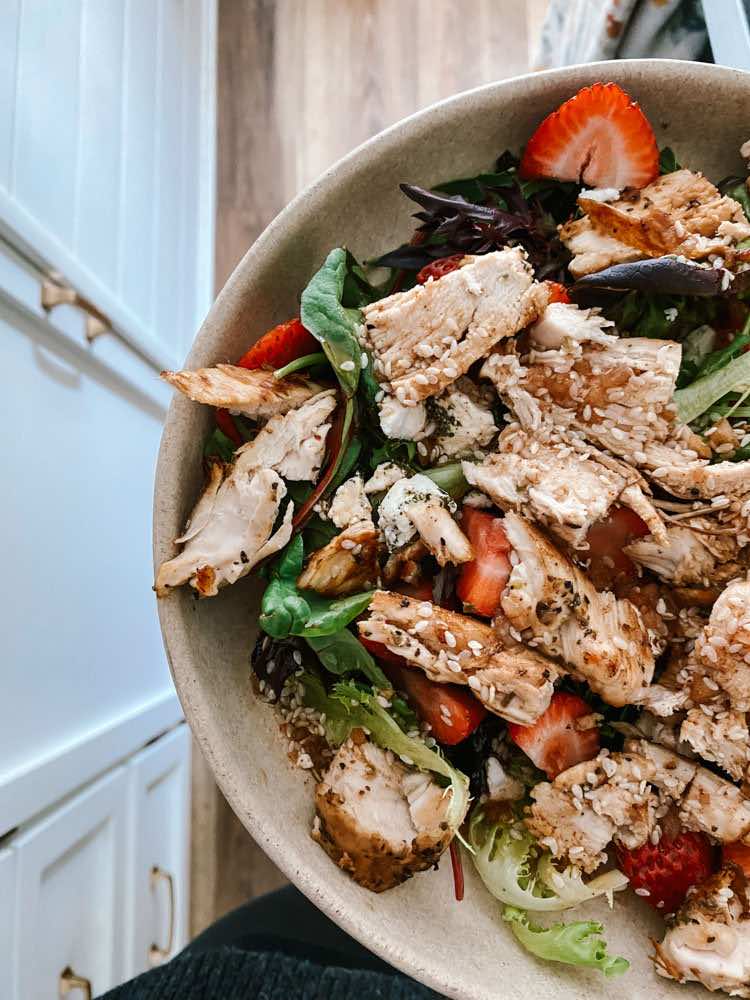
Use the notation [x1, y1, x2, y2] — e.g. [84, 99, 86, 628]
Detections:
[192, 0, 546, 936]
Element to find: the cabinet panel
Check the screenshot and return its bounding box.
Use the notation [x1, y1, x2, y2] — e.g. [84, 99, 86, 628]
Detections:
[14, 0, 83, 244]
[126, 725, 191, 976]
[75, 0, 125, 288]
[15, 768, 127, 1000]
[0, 848, 18, 1000]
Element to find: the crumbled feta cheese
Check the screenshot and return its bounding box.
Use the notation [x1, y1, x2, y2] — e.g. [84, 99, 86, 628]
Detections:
[485, 757, 524, 802]
[580, 187, 621, 203]
[664, 307, 678, 322]
[364, 462, 405, 494]
[328, 474, 372, 529]
[378, 394, 427, 440]
[377, 474, 454, 551]
[429, 381, 497, 459]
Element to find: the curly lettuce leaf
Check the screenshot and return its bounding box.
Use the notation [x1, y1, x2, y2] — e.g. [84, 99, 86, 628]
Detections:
[503, 906, 629, 977]
[674, 345, 750, 424]
[301, 673, 469, 831]
[468, 809, 627, 912]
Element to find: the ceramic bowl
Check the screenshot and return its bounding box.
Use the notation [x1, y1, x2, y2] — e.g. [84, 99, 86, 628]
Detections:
[154, 60, 750, 999]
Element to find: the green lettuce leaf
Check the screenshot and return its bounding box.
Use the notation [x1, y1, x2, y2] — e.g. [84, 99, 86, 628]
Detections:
[468, 809, 628, 912]
[674, 347, 750, 424]
[204, 427, 237, 463]
[659, 146, 681, 174]
[301, 673, 469, 831]
[677, 324, 718, 387]
[423, 462, 469, 500]
[503, 906, 629, 977]
[305, 629, 388, 689]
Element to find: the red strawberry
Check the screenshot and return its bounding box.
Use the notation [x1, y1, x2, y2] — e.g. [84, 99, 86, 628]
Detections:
[455, 507, 511, 618]
[520, 82, 659, 190]
[723, 840, 750, 876]
[360, 638, 487, 745]
[416, 254, 466, 285]
[617, 829, 716, 914]
[237, 317, 319, 371]
[508, 692, 599, 779]
[545, 280, 571, 304]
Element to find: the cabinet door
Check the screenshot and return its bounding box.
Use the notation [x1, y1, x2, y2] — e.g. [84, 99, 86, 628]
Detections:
[126, 725, 191, 976]
[0, 848, 18, 1000]
[14, 767, 127, 1000]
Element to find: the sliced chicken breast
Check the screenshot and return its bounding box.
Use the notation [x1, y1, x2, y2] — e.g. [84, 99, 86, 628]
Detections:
[525, 751, 657, 873]
[155, 464, 293, 597]
[680, 707, 750, 782]
[161, 364, 324, 419]
[501, 512, 654, 706]
[234, 389, 337, 481]
[296, 523, 379, 597]
[559, 216, 644, 278]
[695, 579, 750, 711]
[358, 591, 559, 725]
[312, 736, 463, 892]
[328, 474, 373, 530]
[463, 427, 664, 549]
[655, 864, 750, 997]
[625, 738, 750, 843]
[362, 248, 548, 405]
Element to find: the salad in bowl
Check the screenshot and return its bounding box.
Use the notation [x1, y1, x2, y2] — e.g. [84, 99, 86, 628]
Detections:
[155, 81, 750, 995]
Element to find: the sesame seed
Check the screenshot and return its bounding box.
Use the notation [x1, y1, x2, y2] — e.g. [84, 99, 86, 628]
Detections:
[340, 360, 356, 372]
[444, 630, 457, 648]
[634, 887, 651, 897]
[360, 353, 369, 368]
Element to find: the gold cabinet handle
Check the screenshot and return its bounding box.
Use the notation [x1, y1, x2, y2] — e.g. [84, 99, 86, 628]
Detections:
[149, 865, 176, 965]
[59, 965, 92, 999]
[41, 272, 112, 343]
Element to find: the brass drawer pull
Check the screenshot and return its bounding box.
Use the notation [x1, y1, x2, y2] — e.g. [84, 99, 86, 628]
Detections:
[149, 865, 176, 964]
[59, 965, 92, 999]
[41, 273, 112, 343]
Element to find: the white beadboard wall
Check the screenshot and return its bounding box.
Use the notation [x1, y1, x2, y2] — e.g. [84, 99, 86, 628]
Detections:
[0, 0, 216, 373]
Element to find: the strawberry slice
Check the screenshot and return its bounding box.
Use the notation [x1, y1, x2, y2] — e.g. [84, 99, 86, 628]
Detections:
[237, 317, 319, 371]
[455, 507, 511, 618]
[416, 255, 466, 285]
[520, 82, 659, 190]
[723, 840, 750, 876]
[360, 638, 487, 746]
[544, 280, 571, 304]
[508, 692, 599, 779]
[617, 829, 716, 914]
[586, 505, 650, 583]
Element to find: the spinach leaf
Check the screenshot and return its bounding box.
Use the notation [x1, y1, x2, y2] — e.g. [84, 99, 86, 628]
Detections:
[305, 629, 389, 690]
[259, 536, 374, 640]
[302, 514, 338, 552]
[259, 536, 311, 639]
[204, 427, 236, 463]
[604, 291, 719, 341]
[301, 248, 374, 398]
[436, 170, 515, 203]
[273, 351, 328, 379]
[328, 438, 362, 493]
[303, 591, 375, 637]
[659, 146, 681, 174]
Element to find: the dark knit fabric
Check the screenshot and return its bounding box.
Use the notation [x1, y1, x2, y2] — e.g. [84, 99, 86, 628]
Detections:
[100, 945, 440, 999]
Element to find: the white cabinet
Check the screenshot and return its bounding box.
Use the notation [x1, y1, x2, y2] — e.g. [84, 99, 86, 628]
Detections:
[126, 725, 191, 976]
[5, 725, 191, 1000]
[14, 767, 128, 1000]
[0, 0, 216, 370]
[0, 848, 17, 1000]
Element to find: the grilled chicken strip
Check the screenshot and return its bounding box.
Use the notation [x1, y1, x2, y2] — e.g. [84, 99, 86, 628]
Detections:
[501, 512, 654, 706]
[154, 463, 293, 597]
[655, 864, 750, 997]
[234, 389, 337, 481]
[561, 169, 750, 276]
[358, 591, 559, 725]
[625, 739, 750, 842]
[161, 364, 324, 419]
[525, 751, 657, 873]
[625, 521, 746, 587]
[463, 426, 665, 549]
[296, 523, 379, 597]
[680, 707, 750, 783]
[361, 248, 548, 405]
[695, 579, 750, 711]
[312, 736, 464, 892]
